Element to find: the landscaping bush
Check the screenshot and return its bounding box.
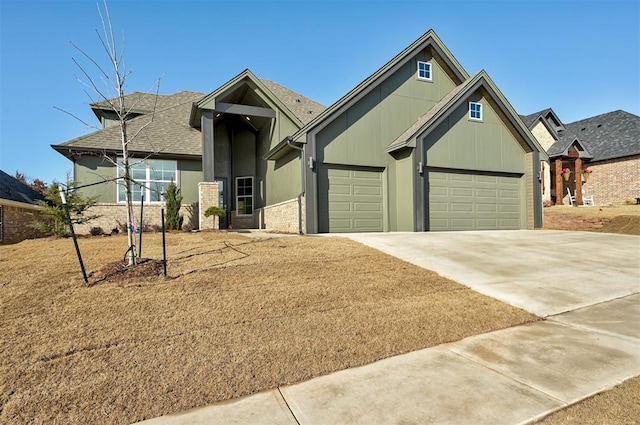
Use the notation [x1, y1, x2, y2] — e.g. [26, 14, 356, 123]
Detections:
[31, 176, 99, 237]
[90, 226, 104, 236]
[165, 181, 184, 230]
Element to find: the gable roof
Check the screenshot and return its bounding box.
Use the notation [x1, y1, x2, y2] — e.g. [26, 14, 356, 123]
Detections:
[387, 70, 547, 158]
[53, 91, 206, 159]
[546, 137, 593, 159]
[0, 169, 46, 208]
[520, 108, 565, 140]
[547, 110, 639, 161]
[289, 29, 470, 143]
[190, 69, 325, 129]
[520, 108, 554, 129]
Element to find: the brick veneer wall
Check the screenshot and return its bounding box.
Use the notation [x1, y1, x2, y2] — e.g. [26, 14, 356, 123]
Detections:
[257, 197, 303, 234]
[198, 182, 219, 230]
[530, 122, 555, 204]
[73, 203, 195, 234]
[0, 204, 46, 244]
[584, 155, 640, 205]
[525, 151, 535, 229]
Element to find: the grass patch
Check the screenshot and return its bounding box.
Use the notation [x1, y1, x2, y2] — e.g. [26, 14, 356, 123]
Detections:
[1, 232, 537, 424]
[537, 376, 640, 424]
[544, 205, 640, 235]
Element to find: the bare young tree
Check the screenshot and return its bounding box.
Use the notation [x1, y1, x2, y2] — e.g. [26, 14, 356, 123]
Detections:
[60, 0, 161, 265]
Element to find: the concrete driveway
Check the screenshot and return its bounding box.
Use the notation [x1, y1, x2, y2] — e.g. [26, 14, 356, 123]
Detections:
[342, 230, 640, 317]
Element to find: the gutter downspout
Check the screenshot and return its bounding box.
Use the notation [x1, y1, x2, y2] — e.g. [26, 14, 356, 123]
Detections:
[286, 136, 305, 234]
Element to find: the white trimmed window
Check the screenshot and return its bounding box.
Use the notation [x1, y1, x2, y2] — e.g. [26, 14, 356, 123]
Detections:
[417, 61, 432, 81]
[469, 102, 483, 121]
[117, 158, 177, 203]
[236, 176, 253, 216]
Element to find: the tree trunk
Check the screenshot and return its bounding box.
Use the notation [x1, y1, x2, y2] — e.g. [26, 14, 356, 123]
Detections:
[119, 93, 136, 265]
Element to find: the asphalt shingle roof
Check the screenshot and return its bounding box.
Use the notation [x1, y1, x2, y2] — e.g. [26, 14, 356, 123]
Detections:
[91, 91, 204, 115]
[53, 91, 205, 157]
[548, 110, 640, 161]
[0, 169, 46, 206]
[519, 108, 554, 129]
[54, 80, 325, 158]
[260, 80, 326, 125]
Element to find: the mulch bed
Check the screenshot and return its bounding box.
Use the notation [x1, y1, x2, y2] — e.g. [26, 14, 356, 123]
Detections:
[89, 258, 165, 285]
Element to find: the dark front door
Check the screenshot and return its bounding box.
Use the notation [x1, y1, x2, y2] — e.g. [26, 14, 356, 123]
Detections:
[215, 178, 229, 229]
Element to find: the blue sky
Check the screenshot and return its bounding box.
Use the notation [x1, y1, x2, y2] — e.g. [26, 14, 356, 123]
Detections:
[1, 0, 638, 184]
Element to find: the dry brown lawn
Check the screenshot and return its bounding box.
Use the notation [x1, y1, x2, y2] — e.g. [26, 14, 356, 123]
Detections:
[544, 204, 640, 235]
[0, 232, 537, 424]
[537, 376, 640, 424]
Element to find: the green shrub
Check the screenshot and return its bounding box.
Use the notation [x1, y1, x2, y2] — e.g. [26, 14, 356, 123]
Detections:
[204, 206, 226, 229]
[90, 226, 104, 236]
[165, 181, 184, 230]
[32, 176, 99, 237]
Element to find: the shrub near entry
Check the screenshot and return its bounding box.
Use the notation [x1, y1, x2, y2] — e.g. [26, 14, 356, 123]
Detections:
[165, 181, 184, 230]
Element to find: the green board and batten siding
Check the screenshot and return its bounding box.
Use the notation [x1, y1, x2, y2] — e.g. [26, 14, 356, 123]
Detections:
[314, 47, 459, 232]
[423, 92, 527, 230]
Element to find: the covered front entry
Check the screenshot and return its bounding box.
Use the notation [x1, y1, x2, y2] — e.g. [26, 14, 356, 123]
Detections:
[318, 165, 385, 233]
[428, 170, 522, 231]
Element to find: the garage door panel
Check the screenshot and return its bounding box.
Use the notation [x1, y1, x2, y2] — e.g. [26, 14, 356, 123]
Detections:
[451, 174, 473, 182]
[330, 184, 351, 195]
[320, 165, 384, 233]
[477, 218, 499, 228]
[451, 203, 473, 212]
[354, 201, 382, 212]
[353, 185, 381, 196]
[477, 204, 498, 213]
[353, 170, 382, 180]
[428, 170, 522, 231]
[477, 175, 499, 183]
[451, 187, 473, 197]
[476, 188, 497, 198]
[450, 218, 474, 229]
[329, 168, 350, 178]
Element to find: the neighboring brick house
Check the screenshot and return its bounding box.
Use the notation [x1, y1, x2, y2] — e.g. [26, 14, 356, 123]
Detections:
[0, 170, 47, 244]
[521, 109, 640, 206]
[520, 109, 565, 205]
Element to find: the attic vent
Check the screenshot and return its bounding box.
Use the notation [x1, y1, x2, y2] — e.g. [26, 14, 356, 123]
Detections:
[295, 98, 301, 103]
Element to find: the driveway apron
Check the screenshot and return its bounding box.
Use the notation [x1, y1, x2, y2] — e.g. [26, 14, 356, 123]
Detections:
[341, 230, 640, 317]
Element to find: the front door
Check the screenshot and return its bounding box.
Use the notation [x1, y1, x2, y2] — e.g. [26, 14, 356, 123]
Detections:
[215, 178, 229, 229]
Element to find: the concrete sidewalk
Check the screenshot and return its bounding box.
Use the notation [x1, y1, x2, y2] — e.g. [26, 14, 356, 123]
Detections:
[138, 231, 640, 424]
[138, 295, 640, 424]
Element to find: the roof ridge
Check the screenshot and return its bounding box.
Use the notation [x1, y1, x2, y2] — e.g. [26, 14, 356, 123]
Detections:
[565, 109, 636, 126]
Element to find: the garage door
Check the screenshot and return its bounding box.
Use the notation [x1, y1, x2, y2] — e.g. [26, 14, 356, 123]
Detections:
[318, 165, 384, 233]
[428, 171, 522, 231]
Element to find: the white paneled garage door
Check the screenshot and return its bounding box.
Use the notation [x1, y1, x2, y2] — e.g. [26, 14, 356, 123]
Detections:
[428, 171, 522, 231]
[319, 165, 384, 233]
